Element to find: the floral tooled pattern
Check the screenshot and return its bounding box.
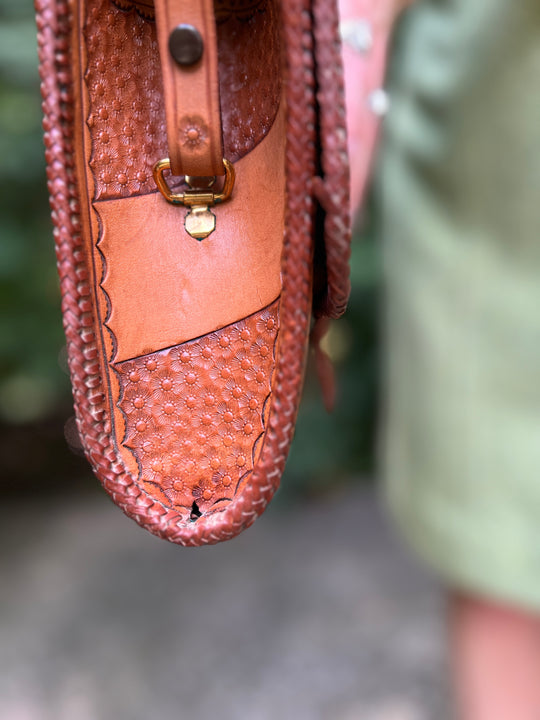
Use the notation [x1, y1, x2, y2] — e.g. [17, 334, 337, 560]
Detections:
[85, 0, 167, 199]
[179, 116, 208, 152]
[114, 302, 279, 514]
[83, 0, 281, 200]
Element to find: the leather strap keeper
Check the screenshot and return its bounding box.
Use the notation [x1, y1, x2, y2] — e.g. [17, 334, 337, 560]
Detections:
[154, 0, 225, 177]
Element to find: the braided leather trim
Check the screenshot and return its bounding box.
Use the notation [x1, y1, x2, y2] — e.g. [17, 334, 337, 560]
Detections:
[36, 0, 315, 545]
[312, 0, 352, 319]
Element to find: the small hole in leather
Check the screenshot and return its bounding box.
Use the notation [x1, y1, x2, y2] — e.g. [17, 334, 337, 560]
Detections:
[190, 501, 202, 521]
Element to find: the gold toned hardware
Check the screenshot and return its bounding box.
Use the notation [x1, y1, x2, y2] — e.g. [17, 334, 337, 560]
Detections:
[184, 175, 215, 189]
[184, 205, 216, 240]
[153, 158, 235, 240]
[153, 158, 235, 206]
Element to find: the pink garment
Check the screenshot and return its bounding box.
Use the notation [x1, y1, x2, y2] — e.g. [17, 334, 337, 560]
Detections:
[339, 0, 392, 217]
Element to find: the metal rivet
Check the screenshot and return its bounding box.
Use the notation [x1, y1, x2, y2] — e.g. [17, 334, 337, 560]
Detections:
[169, 24, 203, 67]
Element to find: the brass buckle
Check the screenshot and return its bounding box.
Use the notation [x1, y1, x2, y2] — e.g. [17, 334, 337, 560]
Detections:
[153, 158, 235, 240]
[153, 157, 235, 206]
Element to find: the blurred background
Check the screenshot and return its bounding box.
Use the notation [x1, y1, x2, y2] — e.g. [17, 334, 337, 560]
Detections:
[0, 2, 445, 718]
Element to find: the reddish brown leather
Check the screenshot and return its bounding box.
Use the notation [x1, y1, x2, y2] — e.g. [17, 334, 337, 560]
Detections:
[84, 0, 281, 200]
[112, 0, 155, 17]
[115, 301, 278, 516]
[86, 1, 167, 200]
[94, 105, 285, 362]
[37, 0, 350, 545]
[66, 0, 288, 542]
[113, 0, 274, 23]
[312, 0, 351, 318]
[154, 0, 224, 177]
[215, 0, 282, 165]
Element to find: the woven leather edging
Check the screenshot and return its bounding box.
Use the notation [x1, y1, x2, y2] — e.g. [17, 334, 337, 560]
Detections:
[36, 0, 315, 545]
[312, 0, 351, 319]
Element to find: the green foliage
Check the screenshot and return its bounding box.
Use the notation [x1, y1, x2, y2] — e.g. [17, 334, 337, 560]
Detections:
[0, 0, 70, 423]
[284, 224, 380, 492]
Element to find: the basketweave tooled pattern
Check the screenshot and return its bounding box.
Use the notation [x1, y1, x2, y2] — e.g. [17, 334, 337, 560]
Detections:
[115, 303, 279, 515]
[37, 0, 320, 545]
[86, 0, 281, 201]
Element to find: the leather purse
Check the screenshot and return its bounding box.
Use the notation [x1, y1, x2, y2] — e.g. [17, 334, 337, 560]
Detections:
[36, 0, 351, 545]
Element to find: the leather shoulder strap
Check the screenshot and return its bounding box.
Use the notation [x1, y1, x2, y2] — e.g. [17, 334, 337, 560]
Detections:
[154, 0, 224, 177]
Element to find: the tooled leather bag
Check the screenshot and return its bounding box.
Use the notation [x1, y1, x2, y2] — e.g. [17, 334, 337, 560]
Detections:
[36, 0, 350, 545]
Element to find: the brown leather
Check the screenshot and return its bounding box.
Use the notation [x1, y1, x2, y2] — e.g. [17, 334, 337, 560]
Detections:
[113, 0, 272, 23]
[114, 301, 278, 514]
[112, 0, 155, 17]
[312, 0, 351, 318]
[215, 0, 282, 166]
[69, 0, 286, 529]
[85, 0, 281, 201]
[95, 103, 285, 363]
[37, 0, 351, 545]
[154, 0, 224, 177]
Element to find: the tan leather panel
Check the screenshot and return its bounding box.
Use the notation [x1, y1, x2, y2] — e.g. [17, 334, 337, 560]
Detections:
[94, 103, 285, 363]
[84, 0, 281, 200]
[114, 301, 279, 514]
[154, 0, 224, 177]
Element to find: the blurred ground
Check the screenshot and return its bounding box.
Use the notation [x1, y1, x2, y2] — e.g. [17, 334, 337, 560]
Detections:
[0, 486, 447, 720]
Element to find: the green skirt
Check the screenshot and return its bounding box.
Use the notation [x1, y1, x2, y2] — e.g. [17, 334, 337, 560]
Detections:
[380, 0, 540, 609]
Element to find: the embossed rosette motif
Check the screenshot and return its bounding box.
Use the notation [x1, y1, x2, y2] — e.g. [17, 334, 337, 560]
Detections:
[36, 0, 350, 544]
[115, 303, 278, 515]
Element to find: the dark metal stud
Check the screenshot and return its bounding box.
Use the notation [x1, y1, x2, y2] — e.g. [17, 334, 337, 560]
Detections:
[168, 24, 204, 67]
